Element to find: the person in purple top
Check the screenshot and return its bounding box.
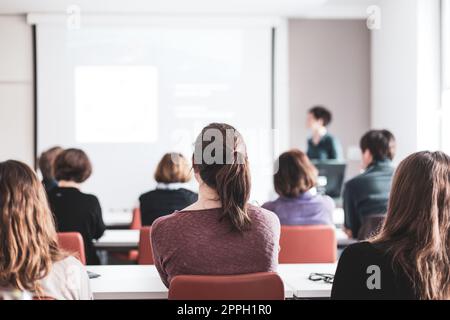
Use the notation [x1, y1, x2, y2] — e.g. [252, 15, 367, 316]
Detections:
[263, 149, 334, 226]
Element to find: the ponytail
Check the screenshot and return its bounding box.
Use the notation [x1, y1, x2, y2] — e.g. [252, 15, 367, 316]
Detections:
[215, 158, 252, 232]
[193, 123, 252, 232]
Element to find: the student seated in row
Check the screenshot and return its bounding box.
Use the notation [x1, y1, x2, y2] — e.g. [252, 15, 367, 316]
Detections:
[48, 149, 106, 265]
[0, 160, 91, 300]
[38, 146, 63, 194]
[332, 151, 450, 300]
[139, 153, 198, 226]
[151, 123, 281, 288]
[306, 106, 342, 161]
[343, 130, 396, 239]
[262, 149, 334, 225]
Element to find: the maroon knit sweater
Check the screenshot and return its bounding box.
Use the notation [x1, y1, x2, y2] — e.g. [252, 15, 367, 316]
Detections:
[151, 204, 281, 287]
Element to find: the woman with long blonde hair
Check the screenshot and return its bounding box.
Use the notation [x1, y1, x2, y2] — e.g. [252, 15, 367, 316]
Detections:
[332, 151, 450, 300]
[0, 160, 91, 299]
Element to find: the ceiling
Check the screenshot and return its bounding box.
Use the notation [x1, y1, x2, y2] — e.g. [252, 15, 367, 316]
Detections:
[0, 0, 379, 17]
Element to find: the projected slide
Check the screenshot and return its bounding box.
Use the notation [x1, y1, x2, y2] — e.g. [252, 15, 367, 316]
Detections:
[75, 65, 158, 143]
[37, 24, 272, 211]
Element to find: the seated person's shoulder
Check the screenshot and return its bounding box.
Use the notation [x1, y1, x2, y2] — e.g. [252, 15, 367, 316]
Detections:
[249, 204, 281, 226]
[42, 256, 91, 299]
[179, 188, 198, 198]
[139, 189, 157, 202]
[344, 172, 369, 190]
[81, 192, 100, 206]
[152, 209, 184, 233]
[55, 255, 86, 270]
[340, 241, 384, 264]
[319, 194, 336, 208]
[260, 200, 276, 211]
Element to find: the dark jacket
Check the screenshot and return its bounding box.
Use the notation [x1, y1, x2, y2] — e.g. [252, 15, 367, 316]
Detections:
[42, 178, 58, 194]
[307, 133, 341, 160]
[48, 187, 106, 265]
[343, 160, 394, 238]
[139, 187, 198, 226]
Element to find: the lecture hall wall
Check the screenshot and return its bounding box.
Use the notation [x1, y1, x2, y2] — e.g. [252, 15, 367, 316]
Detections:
[0, 0, 442, 170]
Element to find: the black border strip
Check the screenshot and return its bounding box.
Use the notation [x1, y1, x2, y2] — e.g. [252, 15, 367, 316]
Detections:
[32, 24, 38, 170]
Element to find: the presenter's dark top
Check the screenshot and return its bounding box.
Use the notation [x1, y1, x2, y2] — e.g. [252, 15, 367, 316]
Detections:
[343, 160, 394, 238]
[331, 242, 416, 300]
[139, 188, 198, 226]
[48, 187, 106, 265]
[307, 133, 341, 160]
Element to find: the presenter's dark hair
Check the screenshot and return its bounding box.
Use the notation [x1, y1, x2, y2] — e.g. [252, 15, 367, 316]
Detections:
[309, 106, 332, 126]
[54, 148, 92, 183]
[360, 130, 396, 162]
[192, 123, 251, 232]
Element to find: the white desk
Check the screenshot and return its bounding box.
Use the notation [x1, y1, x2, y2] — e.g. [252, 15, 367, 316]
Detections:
[88, 264, 336, 300]
[333, 208, 344, 227]
[278, 264, 336, 298]
[94, 230, 139, 251]
[103, 208, 344, 229]
[88, 265, 167, 300]
[95, 228, 356, 251]
[103, 211, 133, 228]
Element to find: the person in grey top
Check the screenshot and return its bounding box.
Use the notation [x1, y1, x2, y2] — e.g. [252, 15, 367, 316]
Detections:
[343, 130, 396, 239]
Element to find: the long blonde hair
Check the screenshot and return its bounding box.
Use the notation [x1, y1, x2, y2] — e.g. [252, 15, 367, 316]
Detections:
[372, 151, 450, 299]
[0, 160, 65, 296]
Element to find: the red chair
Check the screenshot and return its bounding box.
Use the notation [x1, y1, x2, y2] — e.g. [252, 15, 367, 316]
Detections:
[279, 225, 337, 263]
[130, 207, 142, 230]
[138, 227, 154, 265]
[57, 232, 86, 265]
[111, 208, 142, 262]
[169, 273, 284, 300]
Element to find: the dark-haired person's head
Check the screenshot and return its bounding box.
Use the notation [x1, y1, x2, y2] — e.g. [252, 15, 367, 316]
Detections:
[154, 153, 192, 184]
[307, 106, 332, 130]
[274, 150, 317, 198]
[38, 146, 63, 181]
[360, 130, 396, 168]
[54, 149, 92, 183]
[373, 151, 450, 300]
[192, 123, 251, 232]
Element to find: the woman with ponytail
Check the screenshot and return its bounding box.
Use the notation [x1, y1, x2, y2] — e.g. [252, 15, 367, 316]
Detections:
[151, 123, 280, 287]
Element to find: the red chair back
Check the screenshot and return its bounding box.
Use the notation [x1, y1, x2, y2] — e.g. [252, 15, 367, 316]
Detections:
[57, 232, 86, 265]
[138, 227, 154, 265]
[169, 273, 284, 300]
[130, 208, 142, 230]
[279, 225, 337, 263]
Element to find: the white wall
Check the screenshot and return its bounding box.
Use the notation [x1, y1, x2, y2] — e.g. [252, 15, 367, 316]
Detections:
[288, 19, 371, 177]
[0, 15, 34, 166]
[371, 0, 441, 162]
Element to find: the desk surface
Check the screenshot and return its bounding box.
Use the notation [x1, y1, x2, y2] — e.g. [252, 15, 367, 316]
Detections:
[94, 228, 356, 250]
[103, 208, 345, 228]
[94, 230, 139, 250]
[87, 264, 336, 300]
[103, 211, 133, 228]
